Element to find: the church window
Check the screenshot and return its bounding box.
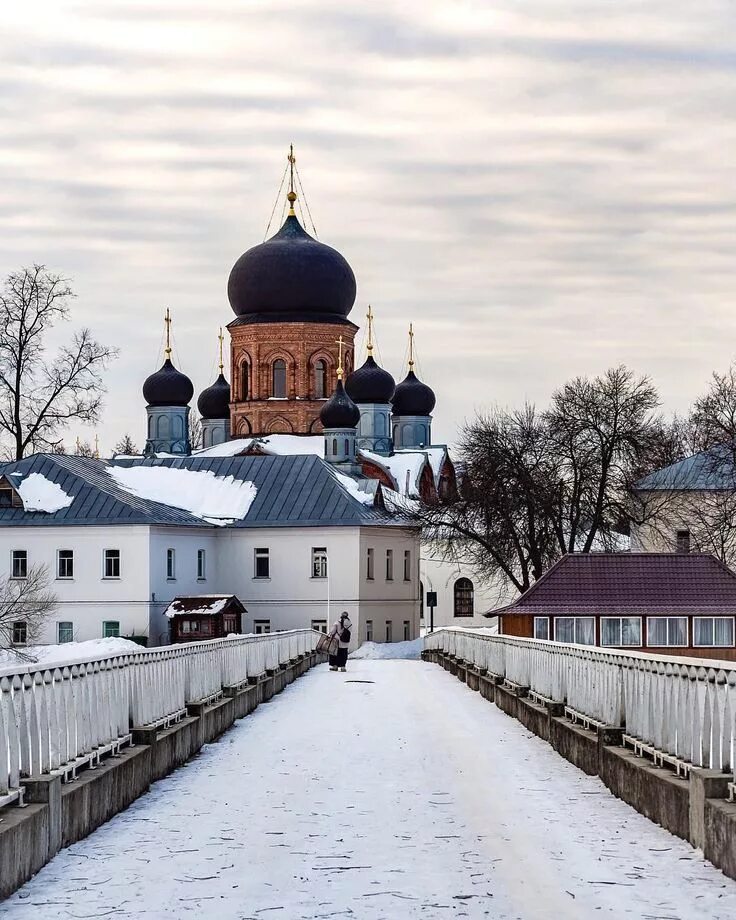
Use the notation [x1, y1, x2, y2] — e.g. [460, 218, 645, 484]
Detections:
[272, 359, 286, 398]
[344, 438, 349, 455]
[332, 437, 337, 455]
[241, 362, 250, 400]
[453, 578, 474, 617]
[314, 360, 327, 399]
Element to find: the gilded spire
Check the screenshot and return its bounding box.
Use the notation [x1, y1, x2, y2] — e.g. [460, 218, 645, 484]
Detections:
[287, 144, 297, 216]
[366, 304, 374, 356]
[408, 322, 415, 370]
[164, 308, 172, 359]
[218, 326, 224, 373]
[335, 334, 345, 381]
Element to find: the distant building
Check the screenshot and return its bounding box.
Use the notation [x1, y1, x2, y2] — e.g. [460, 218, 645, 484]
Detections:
[165, 595, 245, 643]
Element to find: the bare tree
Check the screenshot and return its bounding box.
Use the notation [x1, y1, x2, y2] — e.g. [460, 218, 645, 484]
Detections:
[0, 265, 118, 459]
[690, 364, 736, 450]
[74, 439, 97, 458]
[0, 565, 58, 654]
[189, 412, 202, 451]
[114, 433, 137, 456]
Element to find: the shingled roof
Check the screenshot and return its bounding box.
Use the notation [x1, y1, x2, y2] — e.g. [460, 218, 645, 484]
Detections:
[490, 553, 736, 617]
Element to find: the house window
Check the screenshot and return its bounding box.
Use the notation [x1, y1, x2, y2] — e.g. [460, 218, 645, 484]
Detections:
[314, 360, 327, 399]
[57, 549, 74, 579]
[254, 548, 270, 578]
[385, 620, 393, 642]
[272, 359, 287, 398]
[647, 617, 688, 647]
[385, 549, 393, 581]
[103, 549, 120, 579]
[366, 619, 373, 641]
[240, 362, 250, 400]
[534, 617, 550, 641]
[403, 620, 411, 641]
[312, 547, 328, 579]
[166, 548, 176, 580]
[601, 617, 642, 647]
[103, 621, 120, 638]
[0, 485, 16, 507]
[403, 550, 411, 581]
[453, 578, 474, 617]
[676, 529, 691, 554]
[554, 617, 595, 645]
[11, 550, 27, 579]
[253, 619, 271, 635]
[57, 621, 74, 643]
[311, 619, 328, 634]
[197, 549, 206, 580]
[366, 548, 374, 580]
[693, 617, 735, 648]
[12, 621, 27, 645]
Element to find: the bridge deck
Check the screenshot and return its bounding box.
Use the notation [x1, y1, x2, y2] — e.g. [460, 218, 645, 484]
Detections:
[4, 659, 736, 919]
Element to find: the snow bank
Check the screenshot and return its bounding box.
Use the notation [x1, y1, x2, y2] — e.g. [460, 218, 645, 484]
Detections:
[0, 637, 144, 671]
[331, 470, 374, 505]
[110, 466, 257, 521]
[193, 438, 255, 458]
[17, 473, 73, 513]
[360, 448, 427, 497]
[350, 638, 422, 660]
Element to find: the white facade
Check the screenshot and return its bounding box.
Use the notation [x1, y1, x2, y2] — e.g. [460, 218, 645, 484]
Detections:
[419, 552, 505, 631]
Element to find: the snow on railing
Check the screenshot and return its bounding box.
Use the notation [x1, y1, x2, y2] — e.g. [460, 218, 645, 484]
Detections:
[0, 629, 319, 809]
[424, 629, 736, 789]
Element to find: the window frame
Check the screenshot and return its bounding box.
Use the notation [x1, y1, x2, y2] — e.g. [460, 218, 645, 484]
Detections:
[197, 548, 206, 580]
[600, 616, 643, 648]
[11, 549, 28, 580]
[11, 621, 27, 645]
[57, 621, 74, 644]
[365, 619, 373, 642]
[366, 547, 374, 581]
[385, 549, 393, 581]
[385, 620, 393, 642]
[311, 619, 328, 634]
[253, 619, 271, 635]
[646, 616, 689, 648]
[533, 617, 550, 641]
[692, 616, 735, 648]
[254, 547, 270, 579]
[166, 547, 176, 580]
[102, 620, 120, 638]
[403, 550, 411, 582]
[553, 616, 596, 646]
[313, 359, 327, 399]
[453, 578, 474, 618]
[676, 529, 691, 554]
[403, 620, 411, 641]
[57, 549, 74, 580]
[103, 549, 121, 579]
[272, 359, 287, 399]
[311, 547, 328, 579]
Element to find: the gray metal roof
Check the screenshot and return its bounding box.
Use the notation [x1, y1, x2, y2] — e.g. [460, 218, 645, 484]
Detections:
[636, 445, 736, 491]
[0, 453, 408, 530]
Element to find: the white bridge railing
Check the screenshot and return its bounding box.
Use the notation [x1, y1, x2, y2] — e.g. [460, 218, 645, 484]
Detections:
[425, 629, 736, 790]
[0, 629, 319, 809]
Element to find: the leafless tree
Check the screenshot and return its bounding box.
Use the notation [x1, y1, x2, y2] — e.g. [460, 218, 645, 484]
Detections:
[0, 265, 118, 460]
[690, 364, 736, 450]
[0, 565, 58, 655]
[189, 412, 203, 451]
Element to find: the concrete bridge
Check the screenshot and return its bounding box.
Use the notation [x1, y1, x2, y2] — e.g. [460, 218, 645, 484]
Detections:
[3, 647, 736, 919]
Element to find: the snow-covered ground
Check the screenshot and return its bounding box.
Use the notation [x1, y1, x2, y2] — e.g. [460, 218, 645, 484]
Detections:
[0, 637, 143, 671]
[4, 660, 736, 919]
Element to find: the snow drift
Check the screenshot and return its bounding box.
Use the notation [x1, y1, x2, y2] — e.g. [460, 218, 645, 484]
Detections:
[350, 638, 422, 660]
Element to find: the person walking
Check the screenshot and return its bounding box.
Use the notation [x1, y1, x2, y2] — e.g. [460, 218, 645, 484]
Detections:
[328, 611, 352, 672]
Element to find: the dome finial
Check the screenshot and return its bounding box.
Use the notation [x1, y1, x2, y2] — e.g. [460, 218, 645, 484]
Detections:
[366, 304, 374, 356]
[164, 308, 172, 359]
[408, 322, 415, 370]
[218, 326, 225, 373]
[287, 144, 297, 216]
[335, 333, 345, 380]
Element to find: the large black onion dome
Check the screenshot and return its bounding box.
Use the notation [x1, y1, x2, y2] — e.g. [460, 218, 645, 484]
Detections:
[320, 378, 360, 430]
[197, 373, 231, 420]
[345, 355, 395, 404]
[227, 214, 357, 322]
[391, 370, 436, 416]
[142, 359, 194, 407]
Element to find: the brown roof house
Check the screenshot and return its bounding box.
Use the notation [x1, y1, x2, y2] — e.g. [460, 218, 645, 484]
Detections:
[489, 553, 736, 661]
[165, 595, 245, 644]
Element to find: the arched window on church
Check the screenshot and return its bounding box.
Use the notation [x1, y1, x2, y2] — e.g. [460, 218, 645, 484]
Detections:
[332, 438, 338, 455]
[240, 362, 249, 400]
[272, 359, 286, 399]
[454, 578, 474, 618]
[314, 360, 327, 399]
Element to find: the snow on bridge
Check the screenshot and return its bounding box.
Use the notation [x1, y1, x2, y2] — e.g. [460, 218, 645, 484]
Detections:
[4, 659, 736, 920]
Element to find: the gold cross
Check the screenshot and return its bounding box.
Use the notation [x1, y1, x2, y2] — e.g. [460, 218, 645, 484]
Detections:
[287, 144, 297, 214]
[335, 334, 345, 380]
[408, 322, 415, 369]
[366, 305, 374, 355]
[164, 308, 172, 358]
[218, 326, 225, 373]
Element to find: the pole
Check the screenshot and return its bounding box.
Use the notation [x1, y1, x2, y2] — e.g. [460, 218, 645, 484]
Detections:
[326, 550, 330, 630]
[430, 602, 434, 634]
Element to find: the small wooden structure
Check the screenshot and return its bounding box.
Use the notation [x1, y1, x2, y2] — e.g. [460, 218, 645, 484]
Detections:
[165, 595, 245, 644]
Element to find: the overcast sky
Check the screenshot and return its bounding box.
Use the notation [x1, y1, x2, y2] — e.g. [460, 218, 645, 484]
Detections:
[2, 1, 736, 452]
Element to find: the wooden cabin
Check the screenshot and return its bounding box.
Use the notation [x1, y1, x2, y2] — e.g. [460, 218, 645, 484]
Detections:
[165, 595, 245, 644]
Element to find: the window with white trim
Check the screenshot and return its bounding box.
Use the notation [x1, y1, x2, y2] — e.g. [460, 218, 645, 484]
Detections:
[403, 620, 411, 641]
[103, 549, 120, 579]
[647, 617, 688, 647]
[57, 621, 74, 644]
[385, 549, 393, 581]
[534, 617, 550, 641]
[554, 617, 595, 646]
[166, 548, 176, 580]
[385, 620, 392, 642]
[253, 619, 271, 635]
[403, 550, 411, 581]
[366, 548, 374, 580]
[365, 619, 373, 641]
[57, 549, 74, 579]
[312, 547, 328, 579]
[601, 617, 642, 647]
[693, 617, 734, 648]
[197, 549, 206, 580]
[311, 619, 327, 634]
[12, 621, 27, 645]
[254, 548, 270, 579]
[11, 550, 27, 579]
[102, 620, 120, 638]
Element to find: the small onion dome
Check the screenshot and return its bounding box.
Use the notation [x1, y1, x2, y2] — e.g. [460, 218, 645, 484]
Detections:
[197, 373, 231, 420]
[227, 214, 356, 322]
[345, 355, 395, 404]
[391, 369, 436, 416]
[319, 378, 360, 430]
[142, 358, 194, 407]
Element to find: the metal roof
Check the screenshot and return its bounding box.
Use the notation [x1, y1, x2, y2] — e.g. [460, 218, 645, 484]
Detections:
[636, 445, 736, 491]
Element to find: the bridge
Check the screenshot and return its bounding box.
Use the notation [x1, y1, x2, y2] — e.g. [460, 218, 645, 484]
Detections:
[2, 632, 736, 918]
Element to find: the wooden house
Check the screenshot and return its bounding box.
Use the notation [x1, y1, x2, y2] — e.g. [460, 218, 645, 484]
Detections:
[165, 595, 246, 644]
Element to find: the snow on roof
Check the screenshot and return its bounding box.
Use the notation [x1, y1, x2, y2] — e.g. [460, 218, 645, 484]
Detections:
[330, 469, 375, 505]
[164, 595, 236, 619]
[360, 448, 428, 497]
[193, 438, 256, 458]
[16, 473, 74, 513]
[109, 465, 257, 521]
[194, 435, 325, 460]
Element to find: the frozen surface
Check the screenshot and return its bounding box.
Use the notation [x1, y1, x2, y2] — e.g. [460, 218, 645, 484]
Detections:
[0, 637, 143, 672]
[5, 661, 736, 919]
[16, 473, 73, 513]
[110, 465, 257, 521]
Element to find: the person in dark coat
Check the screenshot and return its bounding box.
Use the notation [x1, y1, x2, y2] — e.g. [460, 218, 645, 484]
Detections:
[328, 611, 352, 672]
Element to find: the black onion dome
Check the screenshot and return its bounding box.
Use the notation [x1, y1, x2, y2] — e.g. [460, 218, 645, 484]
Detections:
[197, 373, 231, 420]
[227, 214, 357, 322]
[391, 369, 436, 416]
[319, 378, 360, 430]
[345, 355, 395, 404]
[142, 359, 194, 407]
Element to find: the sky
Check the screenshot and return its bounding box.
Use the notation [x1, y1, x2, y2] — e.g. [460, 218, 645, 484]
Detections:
[1, 0, 735, 453]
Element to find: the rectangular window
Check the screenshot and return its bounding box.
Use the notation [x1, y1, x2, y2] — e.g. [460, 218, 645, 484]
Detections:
[554, 617, 595, 646]
[166, 548, 176, 580]
[366, 547, 374, 580]
[366, 619, 373, 642]
[197, 549, 206, 580]
[57, 621, 74, 643]
[103, 549, 120, 579]
[181, 619, 192, 634]
[693, 617, 735, 648]
[403, 550, 411, 582]
[11, 550, 27, 579]
[12, 621, 27, 645]
[403, 620, 411, 641]
[312, 547, 328, 579]
[253, 619, 271, 634]
[676, 529, 691, 554]
[534, 617, 550, 641]
[601, 617, 642, 647]
[647, 617, 688, 647]
[311, 619, 328, 634]
[385, 620, 393, 642]
[57, 549, 74, 579]
[254, 548, 270, 579]
[385, 549, 393, 581]
[102, 620, 120, 638]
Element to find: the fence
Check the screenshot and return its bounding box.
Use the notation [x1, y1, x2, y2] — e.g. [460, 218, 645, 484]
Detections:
[0, 629, 319, 809]
[424, 629, 736, 792]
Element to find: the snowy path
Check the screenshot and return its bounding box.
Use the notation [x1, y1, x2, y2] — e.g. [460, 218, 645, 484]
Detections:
[3, 660, 736, 920]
